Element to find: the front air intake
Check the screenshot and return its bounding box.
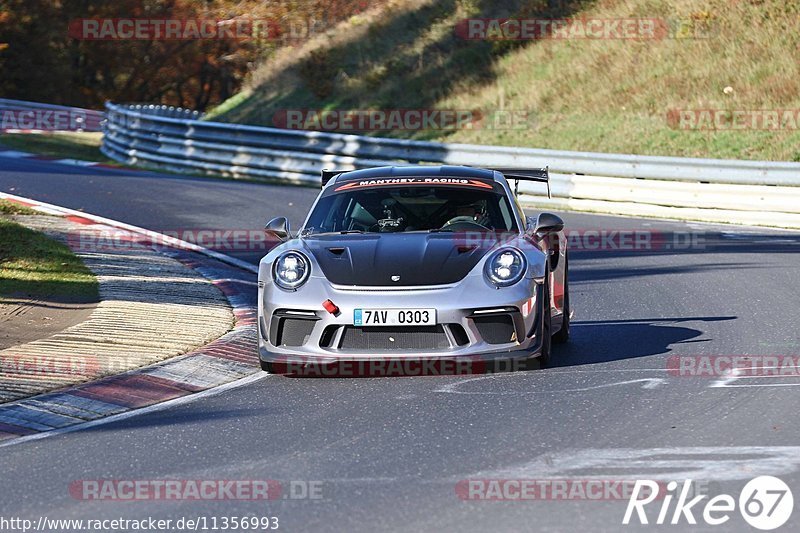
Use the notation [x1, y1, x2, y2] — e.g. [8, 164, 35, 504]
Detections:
[473, 315, 516, 344]
[270, 310, 319, 347]
[340, 326, 450, 351]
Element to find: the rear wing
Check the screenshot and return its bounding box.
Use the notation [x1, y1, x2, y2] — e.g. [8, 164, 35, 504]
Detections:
[321, 169, 344, 188]
[491, 167, 551, 199]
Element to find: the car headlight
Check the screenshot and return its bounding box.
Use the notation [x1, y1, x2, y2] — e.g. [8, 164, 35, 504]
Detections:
[273, 251, 310, 290]
[484, 248, 527, 287]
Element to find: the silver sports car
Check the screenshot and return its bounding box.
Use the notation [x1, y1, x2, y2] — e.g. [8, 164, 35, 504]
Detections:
[257, 165, 569, 375]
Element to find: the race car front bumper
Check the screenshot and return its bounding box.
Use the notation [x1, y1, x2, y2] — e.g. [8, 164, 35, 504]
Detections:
[258, 272, 552, 370]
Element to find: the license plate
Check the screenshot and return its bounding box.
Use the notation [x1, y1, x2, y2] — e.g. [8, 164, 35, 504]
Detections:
[354, 308, 436, 326]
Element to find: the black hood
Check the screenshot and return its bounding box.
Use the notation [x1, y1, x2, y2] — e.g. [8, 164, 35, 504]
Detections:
[305, 233, 498, 286]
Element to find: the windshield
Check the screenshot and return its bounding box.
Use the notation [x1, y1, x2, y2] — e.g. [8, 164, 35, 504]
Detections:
[303, 180, 519, 235]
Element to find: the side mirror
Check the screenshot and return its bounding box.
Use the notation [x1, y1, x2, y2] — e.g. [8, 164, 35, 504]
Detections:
[534, 212, 564, 235]
[265, 216, 291, 241]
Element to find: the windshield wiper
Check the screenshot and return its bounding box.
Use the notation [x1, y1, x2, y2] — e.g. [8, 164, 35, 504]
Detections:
[428, 228, 454, 233]
[340, 229, 364, 234]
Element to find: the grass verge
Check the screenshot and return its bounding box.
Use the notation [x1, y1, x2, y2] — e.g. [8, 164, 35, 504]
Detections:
[209, 0, 800, 162]
[0, 200, 38, 216]
[0, 201, 98, 301]
[0, 132, 107, 162]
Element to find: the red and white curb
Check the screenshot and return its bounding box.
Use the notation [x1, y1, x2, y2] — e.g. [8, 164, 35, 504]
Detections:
[0, 193, 263, 446]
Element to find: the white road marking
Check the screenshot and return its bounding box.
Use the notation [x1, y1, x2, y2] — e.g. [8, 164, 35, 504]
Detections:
[467, 446, 800, 482]
[713, 382, 800, 388]
[710, 365, 800, 388]
[544, 368, 669, 374]
[709, 367, 742, 388]
[435, 374, 503, 394]
[0, 369, 270, 449]
[434, 375, 667, 395]
[213, 278, 259, 286]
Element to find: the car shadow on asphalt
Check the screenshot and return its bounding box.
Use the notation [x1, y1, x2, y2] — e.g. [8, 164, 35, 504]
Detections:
[550, 316, 737, 367]
[75, 407, 267, 434]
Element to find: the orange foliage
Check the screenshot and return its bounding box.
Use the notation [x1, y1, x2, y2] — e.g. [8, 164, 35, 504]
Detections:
[0, 0, 378, 109]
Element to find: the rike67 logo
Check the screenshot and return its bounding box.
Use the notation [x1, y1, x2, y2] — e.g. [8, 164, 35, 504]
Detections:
[623, 476, 794, 530]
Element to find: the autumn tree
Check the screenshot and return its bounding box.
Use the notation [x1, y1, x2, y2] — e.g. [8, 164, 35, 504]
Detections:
[0, 0, 374, 109]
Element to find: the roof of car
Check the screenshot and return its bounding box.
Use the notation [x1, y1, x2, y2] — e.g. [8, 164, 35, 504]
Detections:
[332, 165, 497, 183]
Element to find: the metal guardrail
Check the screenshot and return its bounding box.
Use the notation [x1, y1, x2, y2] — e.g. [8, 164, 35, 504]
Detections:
[120, 104, 204, 120]
[0, 98, 104, 132]
[101, 102, 800, 227]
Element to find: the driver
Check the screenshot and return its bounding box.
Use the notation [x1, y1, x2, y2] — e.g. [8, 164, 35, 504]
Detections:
[454, 203, 491, 228]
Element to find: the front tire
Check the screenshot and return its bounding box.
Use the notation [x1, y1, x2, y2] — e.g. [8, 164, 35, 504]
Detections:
[539, 273, 552, 366]
[524, 270, 552, 370]
[553, 253, 570, 344]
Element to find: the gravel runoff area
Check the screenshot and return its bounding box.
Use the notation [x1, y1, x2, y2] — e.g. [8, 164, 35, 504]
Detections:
[0, 214, 234, 403]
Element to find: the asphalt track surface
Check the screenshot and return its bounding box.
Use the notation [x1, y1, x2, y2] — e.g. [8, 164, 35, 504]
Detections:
[1, 156, 800, 531]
